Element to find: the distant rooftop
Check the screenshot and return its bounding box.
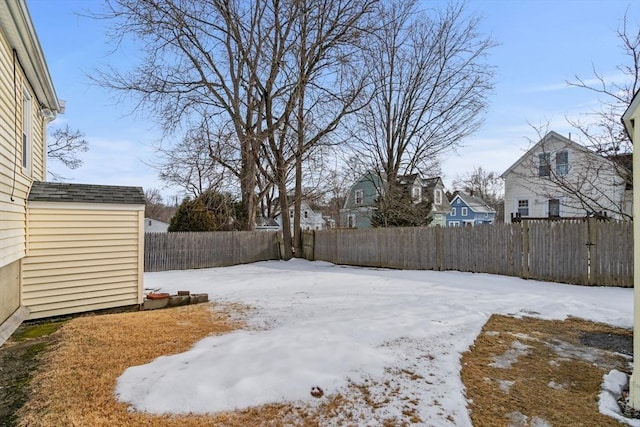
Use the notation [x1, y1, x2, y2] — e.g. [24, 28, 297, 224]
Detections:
[28, 181, 145, 205]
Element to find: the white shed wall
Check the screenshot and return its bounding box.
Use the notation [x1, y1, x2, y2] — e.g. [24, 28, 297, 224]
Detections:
[22, 203, 144, 319]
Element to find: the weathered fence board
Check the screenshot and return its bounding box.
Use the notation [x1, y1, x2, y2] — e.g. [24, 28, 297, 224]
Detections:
[309, 220, 632, 287]
[145, 221, 632, 287]
[144, 231, 279, 272]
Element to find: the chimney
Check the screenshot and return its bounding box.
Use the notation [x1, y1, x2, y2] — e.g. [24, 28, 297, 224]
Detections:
[568, 132, 571, 140]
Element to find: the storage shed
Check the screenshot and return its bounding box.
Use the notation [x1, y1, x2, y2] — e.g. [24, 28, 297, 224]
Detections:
[22, 182, 145, 320]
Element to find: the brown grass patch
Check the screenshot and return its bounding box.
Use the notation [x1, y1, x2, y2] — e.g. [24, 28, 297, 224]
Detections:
[17, 304, 632, 426]
[15, 303, 304, 427]
[14, 302, 409, 426]
[461, 314, 632, 427]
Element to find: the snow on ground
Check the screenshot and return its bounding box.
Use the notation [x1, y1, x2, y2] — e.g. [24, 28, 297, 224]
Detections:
[116, 259, 634, 425]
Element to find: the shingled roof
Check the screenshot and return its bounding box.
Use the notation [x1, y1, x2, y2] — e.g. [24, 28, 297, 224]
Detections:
[28, 182, 145, 205]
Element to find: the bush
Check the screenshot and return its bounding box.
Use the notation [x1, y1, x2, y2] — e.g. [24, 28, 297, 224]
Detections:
[168, 198, 217, 232]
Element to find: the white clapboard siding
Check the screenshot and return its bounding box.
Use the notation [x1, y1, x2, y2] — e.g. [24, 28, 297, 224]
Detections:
[22, 206, 144, 320]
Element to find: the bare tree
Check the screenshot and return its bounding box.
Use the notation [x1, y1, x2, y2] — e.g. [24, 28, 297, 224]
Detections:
[98, 0, 375, 259]
[350, 0, 494, 189]
[99, 0, 298, 230]
[144, 188, 176, 222]
[566, 11, 639, 188]
[47, 125, 88, 180]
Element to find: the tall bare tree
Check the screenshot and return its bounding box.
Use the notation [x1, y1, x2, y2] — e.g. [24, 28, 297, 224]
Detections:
[99, 0, 297, 230]
[99, 0, 376, 258]
[350, 0, 494, 191]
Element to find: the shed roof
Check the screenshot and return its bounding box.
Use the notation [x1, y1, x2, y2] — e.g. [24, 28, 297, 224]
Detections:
[28, 181, 145, 205]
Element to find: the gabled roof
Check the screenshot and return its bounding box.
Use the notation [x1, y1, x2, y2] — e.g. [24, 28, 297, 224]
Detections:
[451, 193, 495, 214]
[500, 131, 607, 179]
[28, 182, 145, 205]
[0, 0, 61, 113]
[422, 176, 442, 190]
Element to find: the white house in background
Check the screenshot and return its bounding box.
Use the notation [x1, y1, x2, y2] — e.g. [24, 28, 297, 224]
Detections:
[274, 200, 326, 232]
[144, 218, 169, 233]
[501, 131, 631, 223]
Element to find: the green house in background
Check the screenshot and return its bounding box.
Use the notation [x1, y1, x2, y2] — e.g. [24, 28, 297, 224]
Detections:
[340, 171, 451, 228]
[340, 171, 384, 228]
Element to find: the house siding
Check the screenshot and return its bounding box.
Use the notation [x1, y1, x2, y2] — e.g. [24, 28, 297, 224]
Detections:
[22, 204, 145, 320]
[447, 195, 495, 226]
[503, 132, 628, 223]
[0, 13, 51, 327]
[340, 171, 383, 228]
[0, 260, 20, 326]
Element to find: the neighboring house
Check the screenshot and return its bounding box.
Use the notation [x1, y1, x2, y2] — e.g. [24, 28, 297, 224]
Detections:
[340, 171, 451, 228]
[446, 193, 496, 226]
[411, 175, 451, 227]
[501, 131, 631, 223]
[340, 170, 385, 228]
[0, 2, 144, 342]
[145, 217, 169, 233]
[274, 199, 326, 232]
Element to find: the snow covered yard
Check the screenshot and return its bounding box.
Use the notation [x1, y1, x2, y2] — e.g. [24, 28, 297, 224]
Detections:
[115, 259, 635, 426]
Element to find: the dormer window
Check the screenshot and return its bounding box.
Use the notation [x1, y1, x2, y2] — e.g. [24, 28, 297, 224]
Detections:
[434, 189, 442, 205]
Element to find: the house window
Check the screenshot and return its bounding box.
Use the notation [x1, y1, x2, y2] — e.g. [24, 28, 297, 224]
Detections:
[517, 199, 529, 216]
[148, 220, 152, 226]
[347, 214, 355, 228]
[412, 187, 422, 202]
[22, 87, 32, 175]
[461, 207, 468, 216]
[549, 199, 560, 217]
[448, 221, 460, 227]
[354, 189, 364, 205]
[556, 151, 568, 176]
[289, 210, 294, 218]
[451, 207, 456, 216]
[434, 189, 442, 205]
[304, 211, 308, 219]
[538, 153, 550, 177]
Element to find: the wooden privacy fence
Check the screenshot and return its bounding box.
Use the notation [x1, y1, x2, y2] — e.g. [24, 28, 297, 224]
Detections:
[306, 220, 633, 287]
[145, 231, 280, 272]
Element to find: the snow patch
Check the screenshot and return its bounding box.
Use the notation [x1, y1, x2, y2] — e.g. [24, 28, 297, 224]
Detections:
[114, 260, 634, 424]
[599, 370, 640, 426]
[490, 340, 530, 369]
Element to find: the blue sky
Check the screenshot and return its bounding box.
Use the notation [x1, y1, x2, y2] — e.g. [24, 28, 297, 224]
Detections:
[26, 0, 639, 202]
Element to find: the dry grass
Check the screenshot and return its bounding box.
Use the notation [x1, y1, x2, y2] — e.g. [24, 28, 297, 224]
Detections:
[461, 315, 632, 427]
[16, 303, 298, 427]
[15, 303, 633, 426]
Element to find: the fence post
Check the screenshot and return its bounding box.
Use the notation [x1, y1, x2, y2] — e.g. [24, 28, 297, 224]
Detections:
[587, 218, 598, 285]
[521, 220, 530, 279]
